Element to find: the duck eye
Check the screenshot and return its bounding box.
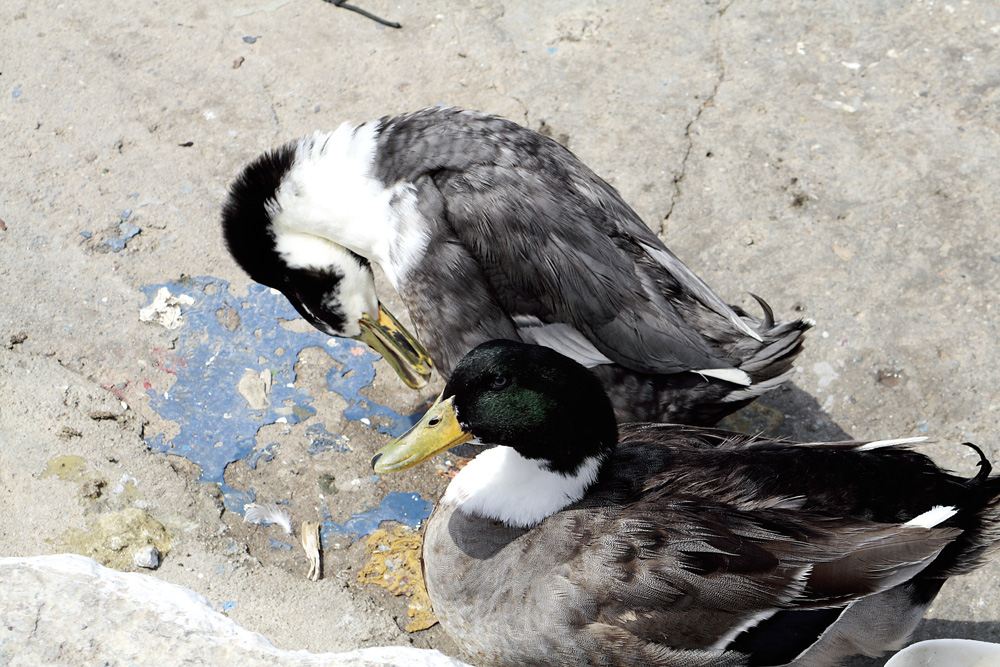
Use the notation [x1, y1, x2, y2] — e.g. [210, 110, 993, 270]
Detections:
[491, 375, 508, 390]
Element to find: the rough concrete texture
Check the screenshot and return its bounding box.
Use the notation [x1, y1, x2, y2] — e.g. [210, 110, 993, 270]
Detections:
[2, 1, 999, 665]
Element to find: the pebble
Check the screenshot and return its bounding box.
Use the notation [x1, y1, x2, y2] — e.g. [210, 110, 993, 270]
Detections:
[877, 368, 906, 387]
[133, 546, 160, 569]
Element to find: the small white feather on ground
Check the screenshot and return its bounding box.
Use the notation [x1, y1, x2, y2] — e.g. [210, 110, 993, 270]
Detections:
[243, 502, 293, 535]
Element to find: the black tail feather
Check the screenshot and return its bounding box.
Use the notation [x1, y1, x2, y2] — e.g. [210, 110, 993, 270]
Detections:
[748, 292, 775, 330]
[962, 441, 993, 483]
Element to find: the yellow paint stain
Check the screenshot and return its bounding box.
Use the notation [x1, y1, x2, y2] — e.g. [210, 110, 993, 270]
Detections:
[58, 507, 173, 571]
[358, 525, 437, 632]
[43, 455, 88, 482]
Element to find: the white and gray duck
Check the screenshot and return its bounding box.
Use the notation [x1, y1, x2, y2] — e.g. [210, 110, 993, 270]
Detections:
[221, 107, 810, 424]
[372, 340, 1000, 667]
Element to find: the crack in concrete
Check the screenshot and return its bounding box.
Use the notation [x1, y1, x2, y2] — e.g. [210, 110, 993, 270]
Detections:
[262, 82, 281, 139]
[511, 95, 531, 126]
[30, 601, 43, 638]
[255, 71, 282, 140]
[660, 0, 736, 235]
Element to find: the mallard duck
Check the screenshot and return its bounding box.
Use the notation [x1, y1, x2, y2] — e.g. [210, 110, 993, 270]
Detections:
[221, 107, 810, 424]
[372, 340, 1000, 667]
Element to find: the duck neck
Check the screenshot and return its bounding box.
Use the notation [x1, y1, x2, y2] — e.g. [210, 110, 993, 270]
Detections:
[441, 446, 610, 529]
[268, 125, 426, 289]
[269, 126, 386, 258]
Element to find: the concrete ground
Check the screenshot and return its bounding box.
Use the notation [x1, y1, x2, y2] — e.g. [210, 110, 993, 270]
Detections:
[2, 0, 1000, 664]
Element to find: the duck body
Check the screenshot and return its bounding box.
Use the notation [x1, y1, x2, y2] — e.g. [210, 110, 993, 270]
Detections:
[373, 341, 1000, 667]
[423, 433, 998, 666]
[223, 108, 811, 424]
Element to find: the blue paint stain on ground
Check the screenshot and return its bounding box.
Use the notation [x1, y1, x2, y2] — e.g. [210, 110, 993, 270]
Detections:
[322, 492, 433, 544]
[246, 442, 279, 469]
[142, 276, 422, 515]
[306, 423, 353, 455]
[325, 351, 421, 436]
[269, 538, 293, 550]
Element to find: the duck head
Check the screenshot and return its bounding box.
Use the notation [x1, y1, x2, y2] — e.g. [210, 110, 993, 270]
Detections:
[373, 340, 619, 526]
[221, 142, 433, 389]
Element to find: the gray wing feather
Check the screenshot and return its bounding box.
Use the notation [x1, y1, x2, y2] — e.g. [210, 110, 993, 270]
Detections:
[375, 108, 775, 376]
[438, 161, 738, 375]
[559, 499, 957, 654]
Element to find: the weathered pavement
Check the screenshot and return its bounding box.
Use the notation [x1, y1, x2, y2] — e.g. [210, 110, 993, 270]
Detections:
[2, 1, 999, 664]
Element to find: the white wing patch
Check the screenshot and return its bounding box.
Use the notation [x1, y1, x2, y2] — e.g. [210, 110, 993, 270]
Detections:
[383, 182, 431, 289]
[904, 505, 957, 529]
[858, 436, 929, 451]
[711, 564, 814, 651]
[693, 367, 753, 387]
[513, 318, 614, 368]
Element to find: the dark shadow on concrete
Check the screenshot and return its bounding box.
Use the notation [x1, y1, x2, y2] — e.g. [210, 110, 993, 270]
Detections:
[909, 618, 1000, 646]
[762, 383, 854, 441]
[722, 382, 853, 442]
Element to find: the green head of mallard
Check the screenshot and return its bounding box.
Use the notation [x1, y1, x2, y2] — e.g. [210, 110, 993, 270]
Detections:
[373, 341, 619, 525]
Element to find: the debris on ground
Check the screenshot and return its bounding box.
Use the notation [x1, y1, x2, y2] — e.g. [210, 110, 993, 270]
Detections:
[140, 277, 416, 514]
[139, 287, 195, 329]
[100, 220, 142, 253]
[301, 521, 322, 581]
[243, 502, 293, 535]
[79, 478, 106, 499]
[237, 368, 272, 410]
[57, 507, 173, 571]
[358, 525, 436, 632]
[133, 545, 160, 569]
[43, 455, 89, 482]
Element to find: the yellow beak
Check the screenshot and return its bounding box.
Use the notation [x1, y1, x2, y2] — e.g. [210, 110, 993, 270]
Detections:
[354, 303, 434, 390]
[372, 395, 472, 473]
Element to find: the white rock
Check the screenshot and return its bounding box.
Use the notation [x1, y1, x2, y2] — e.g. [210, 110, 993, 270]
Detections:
[0, 554, 471, 667]
[133, 546, 160, 569]
[138, 287, 195, 329]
